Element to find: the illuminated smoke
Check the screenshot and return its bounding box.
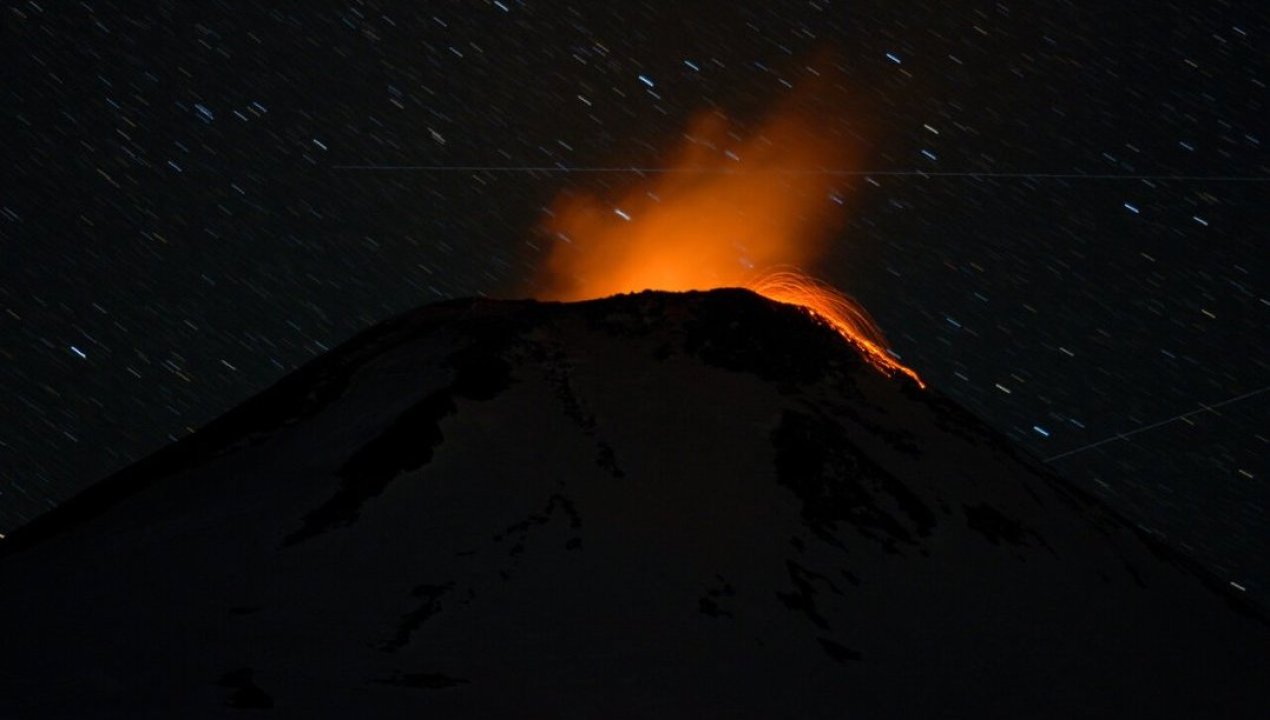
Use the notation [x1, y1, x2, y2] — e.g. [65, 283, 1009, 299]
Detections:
[534, 80, 923, 386]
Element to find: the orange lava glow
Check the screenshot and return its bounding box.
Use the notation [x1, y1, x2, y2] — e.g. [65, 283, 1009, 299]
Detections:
[745, 269, 925, 387]
[535, 81, 923, 387]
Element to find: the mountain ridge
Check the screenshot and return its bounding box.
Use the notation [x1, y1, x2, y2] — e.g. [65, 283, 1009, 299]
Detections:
[1, 289, 1266, 717]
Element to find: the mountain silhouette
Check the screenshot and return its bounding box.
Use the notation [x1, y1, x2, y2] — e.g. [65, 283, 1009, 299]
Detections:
[1, 289, 1266, 718]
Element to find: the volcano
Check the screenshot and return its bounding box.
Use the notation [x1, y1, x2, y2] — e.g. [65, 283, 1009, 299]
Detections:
[1, 289, 1266, 718]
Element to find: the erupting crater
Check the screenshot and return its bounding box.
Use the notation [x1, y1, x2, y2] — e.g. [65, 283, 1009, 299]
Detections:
[534, 73, 922, 387]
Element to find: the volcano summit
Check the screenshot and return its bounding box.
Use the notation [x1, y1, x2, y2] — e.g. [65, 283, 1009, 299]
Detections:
[0, 289, 1265, 718]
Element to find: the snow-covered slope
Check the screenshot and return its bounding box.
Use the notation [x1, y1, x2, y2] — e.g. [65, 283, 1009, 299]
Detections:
[1, 289, 1266, 718]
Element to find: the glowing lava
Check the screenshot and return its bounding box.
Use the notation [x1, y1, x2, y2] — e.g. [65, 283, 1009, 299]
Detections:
[534, 78, 923, 387]
[744, 269, 924, 387]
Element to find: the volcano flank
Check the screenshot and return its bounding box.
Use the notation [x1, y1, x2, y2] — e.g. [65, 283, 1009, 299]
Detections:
[0, 289, 1266, 717]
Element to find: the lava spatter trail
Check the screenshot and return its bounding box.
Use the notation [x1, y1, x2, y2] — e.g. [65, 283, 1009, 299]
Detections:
[745, 269, 923, 387]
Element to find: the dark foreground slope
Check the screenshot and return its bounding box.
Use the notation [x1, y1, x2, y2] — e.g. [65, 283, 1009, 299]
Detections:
[1, 290, 1266, 718]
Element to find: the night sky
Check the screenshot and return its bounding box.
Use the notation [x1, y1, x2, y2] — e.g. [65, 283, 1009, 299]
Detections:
[3, 2, 1266, 600]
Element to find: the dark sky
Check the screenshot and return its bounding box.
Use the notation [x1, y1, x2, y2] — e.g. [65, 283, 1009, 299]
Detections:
[2, 1, 1266, 597]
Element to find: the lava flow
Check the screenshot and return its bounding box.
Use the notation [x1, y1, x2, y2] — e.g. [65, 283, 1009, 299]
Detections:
[534, 79, 923, 387]
[745, 270, 924, 387]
